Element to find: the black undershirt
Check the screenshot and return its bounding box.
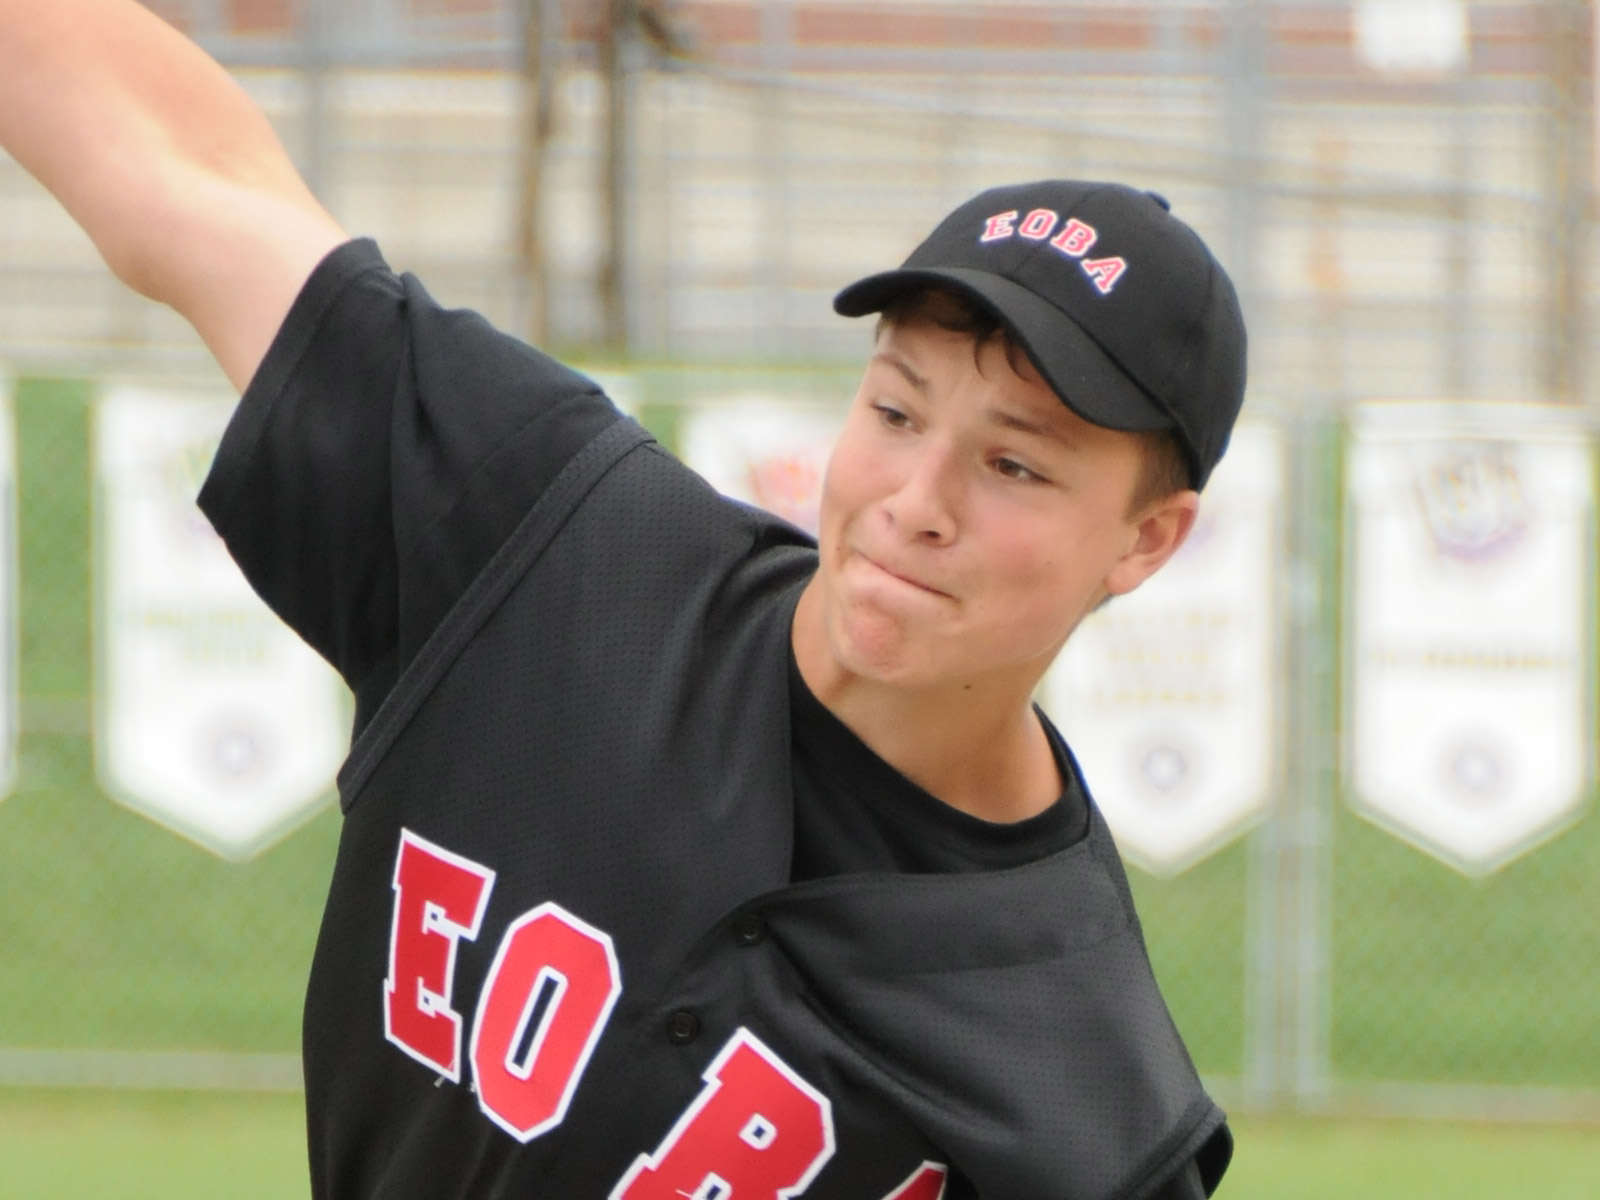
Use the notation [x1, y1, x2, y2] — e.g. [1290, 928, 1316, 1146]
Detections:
[788, 646, 1090, 881]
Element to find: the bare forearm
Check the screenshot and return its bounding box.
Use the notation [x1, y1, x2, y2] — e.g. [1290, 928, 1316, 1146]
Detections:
[0, 0, 345, 387]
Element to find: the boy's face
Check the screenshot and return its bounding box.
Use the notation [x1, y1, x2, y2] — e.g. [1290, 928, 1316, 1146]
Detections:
[806, 312, 1195, 693]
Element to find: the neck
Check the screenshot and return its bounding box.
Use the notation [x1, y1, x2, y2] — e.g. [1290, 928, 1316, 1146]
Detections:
[791, 588, 1061, 824]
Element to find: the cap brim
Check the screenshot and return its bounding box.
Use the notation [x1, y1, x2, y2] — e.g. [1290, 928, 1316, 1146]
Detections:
[834, 267, 1173, 435]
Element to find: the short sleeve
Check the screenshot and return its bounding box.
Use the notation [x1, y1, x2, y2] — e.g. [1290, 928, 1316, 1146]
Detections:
[198, 239, 622, 729]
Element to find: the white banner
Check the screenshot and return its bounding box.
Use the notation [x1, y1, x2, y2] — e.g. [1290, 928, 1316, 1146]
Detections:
[1347, 401, 1593, 875]
[95, 385, 347, 860]
[680, 396, 844, 537]
[1042, 421, 1283, 875]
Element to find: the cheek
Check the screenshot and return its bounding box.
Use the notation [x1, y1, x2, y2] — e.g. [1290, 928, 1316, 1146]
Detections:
[819, 430, 887, 531]
[976, 512, 1122, 625]
[998, 534, 1078, 618]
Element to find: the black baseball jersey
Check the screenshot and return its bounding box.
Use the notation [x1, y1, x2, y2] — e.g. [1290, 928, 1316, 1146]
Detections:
[200, 240, 1230, 1200]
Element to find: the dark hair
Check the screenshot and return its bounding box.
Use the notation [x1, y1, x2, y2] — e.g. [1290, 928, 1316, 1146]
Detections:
[875, 288, 1195, 512]
[1126, 429, 1191, 513]
[875, 288, 1005, 344]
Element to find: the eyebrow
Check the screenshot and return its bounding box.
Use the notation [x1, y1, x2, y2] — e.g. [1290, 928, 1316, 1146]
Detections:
[986, 408, 1060, 440]
[871, 352, 931, 395]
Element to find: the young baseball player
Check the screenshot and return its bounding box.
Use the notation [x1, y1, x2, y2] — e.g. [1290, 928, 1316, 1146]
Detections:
[2, 4, 1244, 1198]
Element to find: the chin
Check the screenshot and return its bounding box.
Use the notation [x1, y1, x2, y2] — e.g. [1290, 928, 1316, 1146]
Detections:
[829, 610, 935, 685]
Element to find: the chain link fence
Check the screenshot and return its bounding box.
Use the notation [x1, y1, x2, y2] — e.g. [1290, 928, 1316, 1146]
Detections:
[0, 0, 1596, 1121]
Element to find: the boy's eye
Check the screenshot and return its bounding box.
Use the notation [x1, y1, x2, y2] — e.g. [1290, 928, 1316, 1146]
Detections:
[995, 457, 1043, 483]
[873, 403, 912, 428]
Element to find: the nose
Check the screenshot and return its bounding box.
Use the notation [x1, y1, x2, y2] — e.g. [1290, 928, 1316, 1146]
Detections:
[882, 438, 959, 545]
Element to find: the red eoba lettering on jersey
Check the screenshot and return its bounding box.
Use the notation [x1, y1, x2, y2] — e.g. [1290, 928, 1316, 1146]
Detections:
[611, 1028, 836, 1200]
[469, 902, 622, 1142]
[883, 1163, 949, 1200]
[384, 830, 622, 1140]
[381, 829, 949, 1196]
[384, 829, 496, 1081]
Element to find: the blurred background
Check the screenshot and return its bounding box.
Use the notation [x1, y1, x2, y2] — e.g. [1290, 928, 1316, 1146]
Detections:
[0, 1, 1598, 1196]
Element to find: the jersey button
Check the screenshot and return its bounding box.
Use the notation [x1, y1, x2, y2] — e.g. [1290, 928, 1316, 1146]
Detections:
[732, 912, 766, 946]
[666, 1009, 701, 1045]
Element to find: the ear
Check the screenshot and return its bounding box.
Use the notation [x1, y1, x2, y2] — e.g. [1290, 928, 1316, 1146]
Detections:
[1103, 490, 1200, 597]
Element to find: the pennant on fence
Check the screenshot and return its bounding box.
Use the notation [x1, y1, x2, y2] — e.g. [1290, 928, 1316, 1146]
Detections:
[1347, 401, 1593, 875]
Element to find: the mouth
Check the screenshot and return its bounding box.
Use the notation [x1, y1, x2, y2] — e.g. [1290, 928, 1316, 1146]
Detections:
[855, 552, 951, 599]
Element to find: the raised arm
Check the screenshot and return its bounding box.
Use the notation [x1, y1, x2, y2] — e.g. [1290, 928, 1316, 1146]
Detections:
[0, 0, 347, 390]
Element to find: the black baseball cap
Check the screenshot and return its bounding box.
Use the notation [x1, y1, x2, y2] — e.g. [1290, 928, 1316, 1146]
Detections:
[833, 180, 1247, 490]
